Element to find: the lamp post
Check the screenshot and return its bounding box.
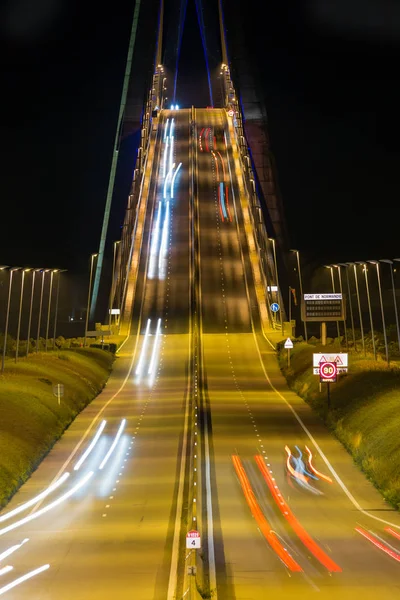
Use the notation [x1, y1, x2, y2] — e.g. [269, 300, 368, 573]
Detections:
[270, 238, 283, 330]
[338, 263, 356, 350]
[348, 262, 365, 355]
[325, 266, 341, 343]
[357, 261, 376, 360]
[290, 249, 307, 341]
[382, 259, 400, 353]
[108, 241, 120, 332]
[52, 270, 66, 350]
[1, 267, 20, 373]
[15, 268, 31, 363]
[45, 270, 58, 351]
[26, 269, 40, 357]
[333, 265, 348, 349]
[369, 261, 389, 364]
[36, 269, 48, 353]
[84, 254, 98, 347]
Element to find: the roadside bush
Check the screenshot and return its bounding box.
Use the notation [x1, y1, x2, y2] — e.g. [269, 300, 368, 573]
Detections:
[0, 348, 114, 508]
[279, 341, 400, 509]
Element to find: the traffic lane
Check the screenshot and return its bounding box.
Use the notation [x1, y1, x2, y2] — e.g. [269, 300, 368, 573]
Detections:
[196, 131, 251, 332]
[4, 334, 190, 600]
[202, 334, 325, 600]
[227, 332, 400, 597]
[0, 335, 142, 521]
[140, 111, 190, 334]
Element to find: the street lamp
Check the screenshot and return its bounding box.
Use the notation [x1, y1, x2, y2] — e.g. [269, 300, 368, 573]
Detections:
[290, 249, 307, 341]
[325, 266, 341, 343]
[84, 254, 98, 347]
[36, 270, 48, 353]
[1, 267, 21, 373]
[356, 261, 376, 360]
[270, 238, 283, 330]
[52, 270, 67, 350]
[382, 259, 400, 353]
[45, 270, 58, 351]
[15, 268, 31, 363]
[108, 241, 121, 332]
[333, 265, 348, 349]
[338, 263, 356, 350]
[368, 261, 389, 364]
[26, 269, 41, 357]
[347, 263, 365, 355]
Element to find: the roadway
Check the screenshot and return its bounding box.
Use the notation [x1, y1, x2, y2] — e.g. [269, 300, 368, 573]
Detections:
[0, 109, 192, 599]
[194, 108, 400, 599]
[1, 106, 400, 600]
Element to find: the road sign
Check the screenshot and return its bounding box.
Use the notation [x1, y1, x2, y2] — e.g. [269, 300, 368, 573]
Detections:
[228, 109, 234, 116]
[314, 367, 347, 375]
[270, 303, 280, 313]
[52, 383, 64, 406]
[320, 362, 337, 383]
[301, 293, 346, 322]
[313, 353, 348, 367]
[186, 530, 201, 549]
[284, 338, 293, 349]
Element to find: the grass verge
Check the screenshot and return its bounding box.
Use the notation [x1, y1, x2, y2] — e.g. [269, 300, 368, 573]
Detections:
[278, 341, 400, 509]
[0, 348, 113, 508]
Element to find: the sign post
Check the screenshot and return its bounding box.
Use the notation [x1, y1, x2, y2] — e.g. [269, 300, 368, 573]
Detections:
[52, 383, 64, 406]
[284, 337, 293, 367]
[186, 530, 200, 597]
[319, 361, 338, 409]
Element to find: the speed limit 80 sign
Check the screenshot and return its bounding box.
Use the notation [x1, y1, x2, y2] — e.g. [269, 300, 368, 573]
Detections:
[320, 362, 337, 383]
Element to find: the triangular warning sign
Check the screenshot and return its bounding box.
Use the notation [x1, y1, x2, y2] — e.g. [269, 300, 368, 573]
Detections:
[319, 355, 327, 364]
[334, 355, 343, 365]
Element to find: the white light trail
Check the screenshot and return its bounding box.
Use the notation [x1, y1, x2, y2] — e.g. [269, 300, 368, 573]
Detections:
[135, 319, 151, 376]
[0, 564, 50, 596]
[158, 201, 170, 277]
[0, 472, 93, 538]
[164, 118, 170, 140]
[0, 566, 12, 577]
[148, 203, 162, 279]
[169, 135, 174, 172]
[148, 319, 162, 375]
[162, 137, 169, 178]
[74, 420, 107, 471]
[0, 538, 29, 563]
[98, 419, 127, 471]
[163, 164, 175, 199]
[170, 162, 182, 199]
[0, 473, 70, 523]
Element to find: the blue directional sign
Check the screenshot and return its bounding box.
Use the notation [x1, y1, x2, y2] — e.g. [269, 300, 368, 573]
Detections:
[271, 303, 280, 313]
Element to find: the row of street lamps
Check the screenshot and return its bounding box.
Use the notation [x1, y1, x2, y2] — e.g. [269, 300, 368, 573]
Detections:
[0, 266, 66, 373]
[324, 260, 400, 364]
[285, 252, 399, 364]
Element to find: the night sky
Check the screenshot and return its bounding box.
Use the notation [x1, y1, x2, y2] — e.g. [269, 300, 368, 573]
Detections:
[1, 0, 400, 285]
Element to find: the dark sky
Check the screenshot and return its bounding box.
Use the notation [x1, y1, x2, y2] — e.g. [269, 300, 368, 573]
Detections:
[238, 0, 400, 266]
[1, 0, 400, 283]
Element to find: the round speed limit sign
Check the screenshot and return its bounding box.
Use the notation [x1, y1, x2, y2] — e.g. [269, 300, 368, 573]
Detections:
[320, 361, 337, 383]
